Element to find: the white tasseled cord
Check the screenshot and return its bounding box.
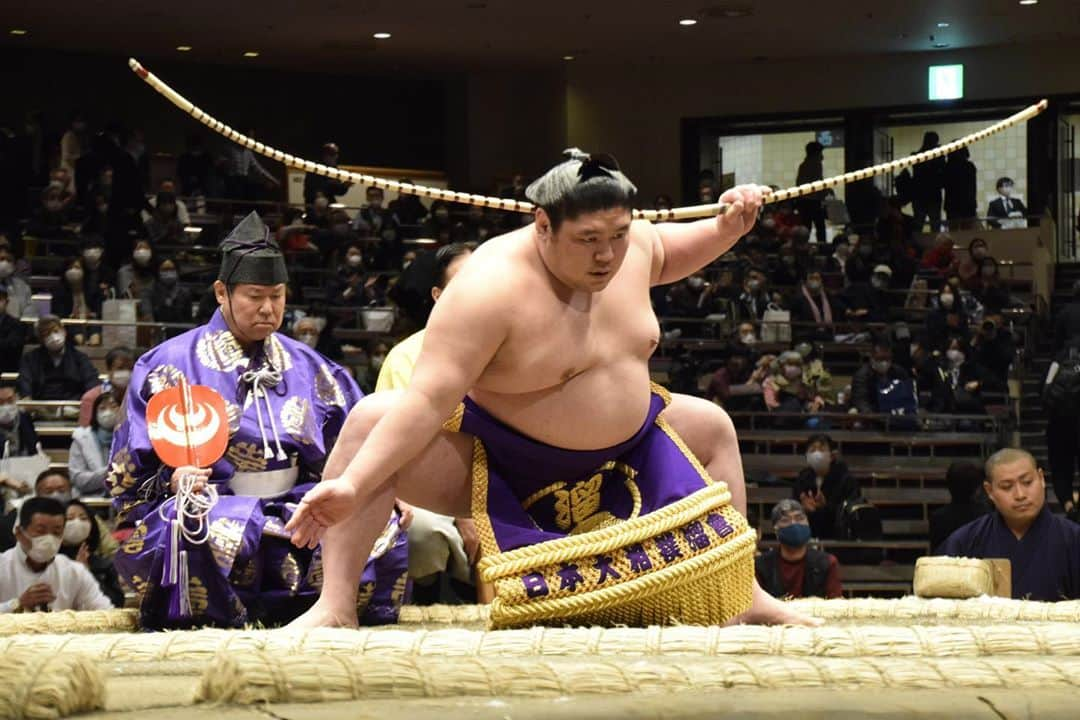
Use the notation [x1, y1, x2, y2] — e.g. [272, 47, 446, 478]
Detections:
[241, 366, 287, 461]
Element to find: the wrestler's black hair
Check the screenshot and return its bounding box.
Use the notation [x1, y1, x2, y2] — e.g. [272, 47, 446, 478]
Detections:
[526, 149, 637, 232]
[434, 243, 471, 289]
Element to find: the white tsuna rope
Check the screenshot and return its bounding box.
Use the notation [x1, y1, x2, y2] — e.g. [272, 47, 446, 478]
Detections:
[128, 58, 1047, 223]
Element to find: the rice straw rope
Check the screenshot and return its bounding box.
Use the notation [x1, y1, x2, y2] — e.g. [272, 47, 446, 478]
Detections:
[127, 58, 1047, 223]
[6, 622, 1080, 662]
[196, 652, 1080, 703]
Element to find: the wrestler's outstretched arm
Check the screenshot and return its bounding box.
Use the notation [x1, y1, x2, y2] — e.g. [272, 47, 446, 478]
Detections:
[286, 252, 511, 547]
[648, 184, 770, 286]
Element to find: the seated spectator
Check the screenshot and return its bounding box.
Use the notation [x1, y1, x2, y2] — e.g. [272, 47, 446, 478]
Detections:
[973, 258, 1013, 314]
[756, 499, 842, 599]
[971, 313, 1015, 382]
[920, 232, 958, 277]
[148, 257, 193, 332]
[909, 336, 949, 413]
[59, 499, 124, 607]
[329, 244, 372, 306]
[707, 348, 766, 411]
[293, 315, 343, 363]
[771, 242, 804, 287]
[79, 346, 133, 427]
[936, 272, 984, 323]
[0, 497, 113, 612]
[791, 270, 835, 341]
[929, 462, 990, 552]
[0, 288, 28, 373]
[735, 321, 760, 350]
[116, 239, 156, 299]
[0, 247, 34, 319]
[845, 235, 876, 285]
[141, 179, 191, 225]
[736, 268, 770, 322]
[303, 191, 332, 229]
[69, 393, 119, 497]
[26, 186, 72, 240]
[940, 336, 1004, 414]
[850, 338, 915, 416]
[421, 200, 454, 242]
[144, 191, 184, 245]
[956, 237, 989, 289]
[1, 469, 73, 551]
[80, 192, 113, 238]
[276, 207, 318, 253]
[842, 264, 893, 325]
[763, 350, 827, 416]
[52, 256, 104, 345]
[938, 449, 1080, 601]
[986, 177, 1027, 229]
[389, 181, 429, 227]
[352, 186, 393, 238]
[17, 315, 99, 401]
[666, 273, 709, 318]
[0, 379, 39, 461]
[793, 434, 860, 539]
[926, 284, 970, 352]
[79, 235, 116, 303]
[824, 235, 851, 280]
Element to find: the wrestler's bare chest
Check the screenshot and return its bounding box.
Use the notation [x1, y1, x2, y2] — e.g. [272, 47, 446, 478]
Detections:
[470, 243, 660, 450]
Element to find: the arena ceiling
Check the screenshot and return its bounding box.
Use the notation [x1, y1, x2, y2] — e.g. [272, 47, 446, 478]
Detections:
[3, 1, 1080, 72]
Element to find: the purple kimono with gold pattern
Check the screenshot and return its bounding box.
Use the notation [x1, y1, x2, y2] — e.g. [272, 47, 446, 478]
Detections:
[106, 309, 409, 629]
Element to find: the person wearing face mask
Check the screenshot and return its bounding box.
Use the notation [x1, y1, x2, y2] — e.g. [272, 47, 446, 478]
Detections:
[0, 381, 40, 477]
[304, 191, 333, 230]
[850, 338, 915, 417]
[970, 312, 1016, 383]
[0, 248, 34, 319]
[791, 271, 834, 342]
[149, 258, 193, 334]
[331, 244, 373, 307]
[940, 337, 998, 415]
[142, 180, 191, 226]
[987, 177, 1027, 230]
[763, 351, 827, 418]
[17, 316, 99, 401]
[116, 240, 156, 305]
[292, 315, 343, 362]
[28, 187, 70, 240]
[841, 264, 892, 326]
[755, 499, 842, 600]
[1, 470, 73, 551]
[52, 257, 104, 346]
[145, 190, 184, 245]
[77, 236, 116, 302]
[843, 236, 875, 285]
[736, 269, 769, 322]
[421, 200, 454, 239]
[926, 285, 970, 353]
[0, 288, 28, 374]
[0, 497, 113, 613]
[792, 435, 860, 541]
[972, 257, 1012, 315]
[78, 346, 133, 428]
[956, 237, 989, 289]
[69, 394, 121, 497]
[824, 236, 850, 281]
[59, 499, 124, 607]
[920, 232, 958, 277]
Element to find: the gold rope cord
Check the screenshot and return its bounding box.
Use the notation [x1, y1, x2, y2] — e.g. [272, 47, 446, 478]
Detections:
[127, 58, 1047, 223]
[0, 608, 139, 637]
[5, 622, 1080, 661]
[197, 652, 1080, 703]
[0, 650, 105, 720]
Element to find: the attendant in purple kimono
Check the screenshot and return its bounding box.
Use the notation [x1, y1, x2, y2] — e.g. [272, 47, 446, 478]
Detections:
[107, 212, 408, 629]
[939, 448, 1080, 601]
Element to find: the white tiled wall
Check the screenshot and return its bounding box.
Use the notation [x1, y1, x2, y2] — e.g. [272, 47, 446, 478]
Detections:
[884, 119, 1028, 213]
[718, 132, 845, 201]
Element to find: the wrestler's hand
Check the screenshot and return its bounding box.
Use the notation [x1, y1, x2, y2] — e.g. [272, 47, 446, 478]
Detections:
[716, 184, 770, 241]
[286, 478, 359, 549]
[395, 499, 414, 531]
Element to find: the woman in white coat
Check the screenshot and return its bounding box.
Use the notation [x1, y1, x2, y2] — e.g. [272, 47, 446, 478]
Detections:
[69, 394, 120, 497]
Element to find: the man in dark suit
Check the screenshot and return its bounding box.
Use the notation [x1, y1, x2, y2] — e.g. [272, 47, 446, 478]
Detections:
[987, 177, 1027, 229]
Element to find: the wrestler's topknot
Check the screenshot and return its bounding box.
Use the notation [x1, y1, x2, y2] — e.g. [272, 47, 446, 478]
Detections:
[526, 148, 637, 230]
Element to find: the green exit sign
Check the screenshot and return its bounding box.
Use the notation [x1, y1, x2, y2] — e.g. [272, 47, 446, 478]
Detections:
[929, 64, 964, 101]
